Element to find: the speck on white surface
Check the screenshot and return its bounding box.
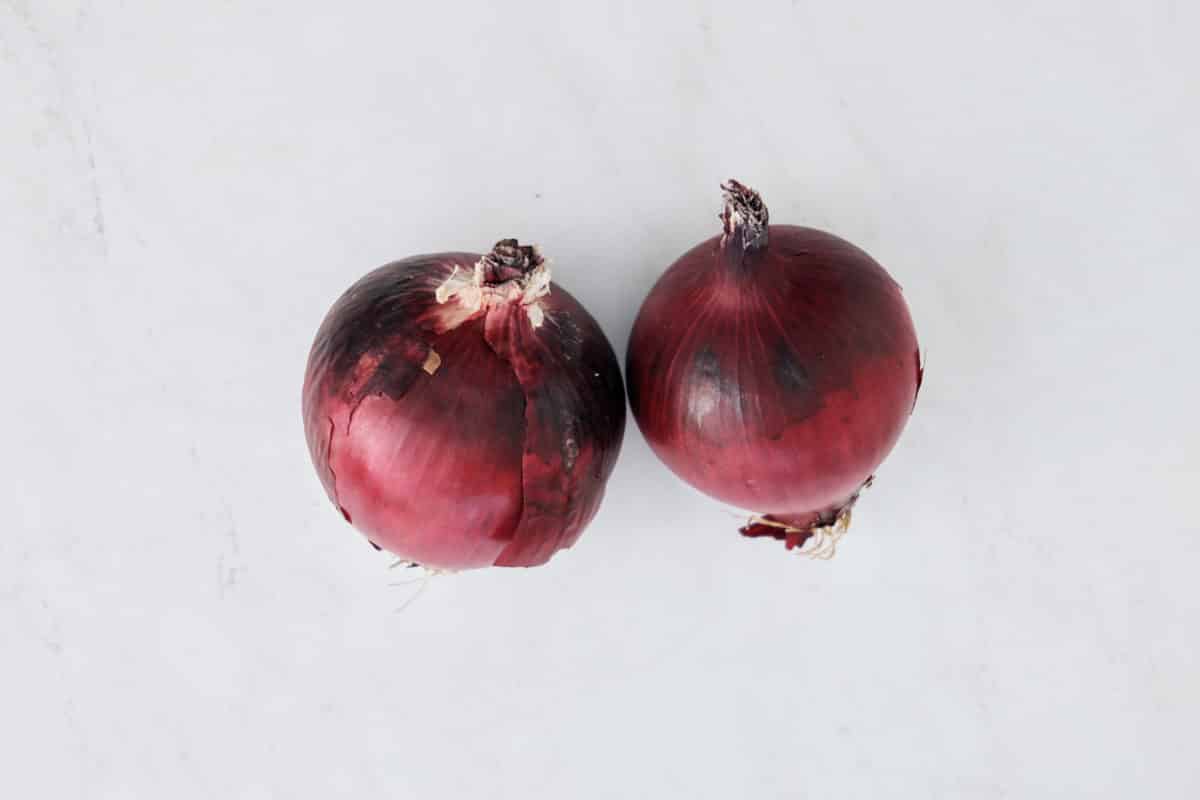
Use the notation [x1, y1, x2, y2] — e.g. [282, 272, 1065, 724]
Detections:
[3, 1, 1197, 797]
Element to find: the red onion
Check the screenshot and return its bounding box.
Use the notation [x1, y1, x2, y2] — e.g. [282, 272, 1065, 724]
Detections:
[626, 181, 921, 557]
[303, 240, 626, 571]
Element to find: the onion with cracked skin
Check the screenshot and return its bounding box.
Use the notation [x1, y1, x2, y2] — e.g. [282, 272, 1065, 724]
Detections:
[302, 240, 626, 571]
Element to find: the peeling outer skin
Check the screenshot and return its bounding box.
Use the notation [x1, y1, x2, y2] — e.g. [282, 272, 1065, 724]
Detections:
[301, 247, 625, 570]
[481, 293, 626, 567]
[302, 252, 474, 510]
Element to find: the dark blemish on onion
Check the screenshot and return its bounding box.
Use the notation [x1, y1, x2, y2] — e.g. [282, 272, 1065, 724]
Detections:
[340, 506, 353, 523]
[692, 345, 744, 414]
[685, 345, 741, 443]
[773, 340, 811, 393]
[315, 261, 435, 381]
[361, 355, 422, 404]
[367, 539, 380, 551]
[692, 345, 738, 398]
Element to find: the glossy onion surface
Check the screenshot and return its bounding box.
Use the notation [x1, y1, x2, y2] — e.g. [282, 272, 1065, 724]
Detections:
[626, 182, 920, 552]
[303, 241, 626, 570]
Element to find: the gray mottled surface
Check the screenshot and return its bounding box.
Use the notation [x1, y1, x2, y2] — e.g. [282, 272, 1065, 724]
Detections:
[3, 1, 1197, 797]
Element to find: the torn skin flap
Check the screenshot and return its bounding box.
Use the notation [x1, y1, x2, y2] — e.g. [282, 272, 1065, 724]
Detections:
[480, 292, 626, 567]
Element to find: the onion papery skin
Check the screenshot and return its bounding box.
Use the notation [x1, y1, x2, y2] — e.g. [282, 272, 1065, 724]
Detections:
[303, 242, 626, 571]
[626, 182, 920, 551]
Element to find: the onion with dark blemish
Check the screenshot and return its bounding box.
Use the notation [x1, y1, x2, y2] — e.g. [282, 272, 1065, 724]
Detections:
[626, 181, 921, 557]
[302, 240, 626, 571]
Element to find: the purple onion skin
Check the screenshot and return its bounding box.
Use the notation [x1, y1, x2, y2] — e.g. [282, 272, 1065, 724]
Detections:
[302, 243, 626, 571]
[626, 182, 920, 548]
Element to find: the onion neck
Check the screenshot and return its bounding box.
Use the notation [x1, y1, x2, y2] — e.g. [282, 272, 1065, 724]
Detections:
[479, 239, 544, 285]
[434, 238, 552, 330]
[720, 179, 769, 253]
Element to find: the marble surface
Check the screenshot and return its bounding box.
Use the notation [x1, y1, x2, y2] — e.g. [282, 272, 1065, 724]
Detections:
[3, 1, 1197, 797]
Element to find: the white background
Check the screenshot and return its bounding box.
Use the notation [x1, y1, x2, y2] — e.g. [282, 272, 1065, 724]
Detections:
[4, 1, 1197, 797]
